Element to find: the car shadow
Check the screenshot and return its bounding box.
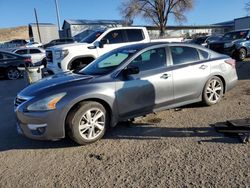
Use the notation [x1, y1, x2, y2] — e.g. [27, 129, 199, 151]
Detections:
[0, 121, 241, 152]
[104, 122, 241, 144]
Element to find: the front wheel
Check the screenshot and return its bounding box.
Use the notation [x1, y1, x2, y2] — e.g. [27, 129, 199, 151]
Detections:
[67, 101, 108, 145]
[202, 76, 224, 106]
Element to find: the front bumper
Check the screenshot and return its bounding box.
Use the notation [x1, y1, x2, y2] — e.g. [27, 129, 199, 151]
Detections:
[15, 107, 65, 141]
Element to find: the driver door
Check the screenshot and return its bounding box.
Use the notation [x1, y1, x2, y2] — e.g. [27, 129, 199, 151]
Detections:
[115, 47, 174, 118]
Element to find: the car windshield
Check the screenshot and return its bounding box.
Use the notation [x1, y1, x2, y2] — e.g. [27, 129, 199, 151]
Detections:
[79, 48, 138, 75]
[223, 31, 248, 40]
[80, 30, 105, 44]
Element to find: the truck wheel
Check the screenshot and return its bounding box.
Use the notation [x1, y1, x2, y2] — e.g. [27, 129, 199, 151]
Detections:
[202, 76, 224, 106]
[67, 101, 109, 145]
[238, 48, 247, 61]
[5, 67, 20, 80]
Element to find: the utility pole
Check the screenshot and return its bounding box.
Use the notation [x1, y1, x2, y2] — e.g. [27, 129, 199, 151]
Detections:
[55, 0, 61, 32]
[34, 8, 42, 43]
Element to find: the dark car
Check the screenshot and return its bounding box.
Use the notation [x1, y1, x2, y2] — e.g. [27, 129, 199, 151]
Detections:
[3, 39, 28, 49]
[42, 38, 75, 49]
[208, 29, 250, 60]
[0, 51, 31, 80]
[15, 42, 237, 145]
[186, 36, 209, 45]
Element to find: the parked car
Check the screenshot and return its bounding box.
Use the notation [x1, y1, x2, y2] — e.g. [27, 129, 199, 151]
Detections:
[3, 39, 28, 49]
[15, 42, 237, 145]
[46, 27, 182, 74]
[208, 29, 250, 60]
[12, 47, 46, 66]
[186, 36, 209, 46]
[25, 42, 43, 48]
[0, 50, 31, 80]
[42, 38, 75, 49]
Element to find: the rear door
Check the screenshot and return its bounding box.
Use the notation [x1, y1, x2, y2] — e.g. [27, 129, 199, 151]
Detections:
[170, 46, 211, 102]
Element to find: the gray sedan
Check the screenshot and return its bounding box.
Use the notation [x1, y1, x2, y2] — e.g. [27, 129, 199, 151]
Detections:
[15, 42, 238, 145]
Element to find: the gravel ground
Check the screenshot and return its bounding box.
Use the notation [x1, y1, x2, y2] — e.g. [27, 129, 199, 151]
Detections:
[0, 61, 249, 188]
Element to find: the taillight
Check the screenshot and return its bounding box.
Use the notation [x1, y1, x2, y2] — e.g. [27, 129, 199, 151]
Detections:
[224, 59, 236, 68]
[24, 58, 32, 63]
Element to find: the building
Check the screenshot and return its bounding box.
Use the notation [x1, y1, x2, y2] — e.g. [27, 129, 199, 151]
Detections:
[145, 22, 234, 39]
[28, 23, 59, 44]
[61, 19, 128, 41]
[234, 16, 250, 30]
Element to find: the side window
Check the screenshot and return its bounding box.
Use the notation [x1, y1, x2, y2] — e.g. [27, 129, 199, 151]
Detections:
[130, 47, 166, 72]
[103, 30, 124, 44]
[171, 46, 200, 65]
[126, 29, 144, 42]
[30, 49, 41, 54]
[198, 49, 209, 60]
[15, 49, 27, 55]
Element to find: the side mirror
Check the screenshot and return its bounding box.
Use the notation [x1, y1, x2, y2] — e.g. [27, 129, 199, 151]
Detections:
[123, 66, 139, 76]
[246, 36, 250, 40]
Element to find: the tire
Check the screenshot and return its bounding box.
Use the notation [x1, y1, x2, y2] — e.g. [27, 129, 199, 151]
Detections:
[5, 67, 20, 80]
[237, 48, 247, 61]
[202, 76, 224, 106]
[70, 60, 87, 72]
[67, 101, 109, 145]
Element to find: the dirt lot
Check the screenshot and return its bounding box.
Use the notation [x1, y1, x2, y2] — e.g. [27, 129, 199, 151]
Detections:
[0, 61, 249, 187]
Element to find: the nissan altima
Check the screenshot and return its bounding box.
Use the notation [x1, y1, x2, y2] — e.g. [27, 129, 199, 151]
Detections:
[14, 42, 237, 145]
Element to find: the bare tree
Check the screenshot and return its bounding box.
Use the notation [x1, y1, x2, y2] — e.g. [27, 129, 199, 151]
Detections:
[245, 1, 250, 15]
[120, 0, 194, 36]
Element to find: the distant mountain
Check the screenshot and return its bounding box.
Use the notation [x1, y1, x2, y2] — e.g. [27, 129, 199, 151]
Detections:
[0, 26, 29, 42]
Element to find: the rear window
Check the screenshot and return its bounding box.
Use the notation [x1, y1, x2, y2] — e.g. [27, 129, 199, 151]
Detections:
[171, 46, 200, 65]
[198, 49, 209, 60]
[126, 29, 144, 42]
[30, 49, 41, 54]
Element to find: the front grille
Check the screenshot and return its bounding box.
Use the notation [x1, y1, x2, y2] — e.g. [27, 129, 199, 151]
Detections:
[14, 97, 27, 107]
[46, 50, 53, 62]
[208, 43, 224, 53]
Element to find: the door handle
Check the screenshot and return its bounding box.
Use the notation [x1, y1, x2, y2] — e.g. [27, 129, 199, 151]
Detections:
[199, 65, 208, 70]
[161, 73, 170, 79]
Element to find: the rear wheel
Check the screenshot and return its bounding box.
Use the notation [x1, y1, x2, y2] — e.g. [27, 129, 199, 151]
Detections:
[237, 48, 247, 61]
[67, 101, 108, 145]
[5, 67, 20, 80]
[202, 76, 224, 106]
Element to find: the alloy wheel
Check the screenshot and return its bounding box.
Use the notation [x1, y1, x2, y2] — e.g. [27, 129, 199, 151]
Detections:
[205, 79, 223, 104]
[7, 68, 20, 80]
[78, 108, 105, 140]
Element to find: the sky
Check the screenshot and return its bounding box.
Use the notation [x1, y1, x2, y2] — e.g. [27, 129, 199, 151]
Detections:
[0, 0, 249, 28]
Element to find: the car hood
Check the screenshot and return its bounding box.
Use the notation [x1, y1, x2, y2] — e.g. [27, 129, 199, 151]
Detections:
[47, 42, 88, 50]
[18, 71, 94, 97]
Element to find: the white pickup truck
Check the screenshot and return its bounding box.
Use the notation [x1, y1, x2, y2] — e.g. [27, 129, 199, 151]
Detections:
[46, 27, 182, 73]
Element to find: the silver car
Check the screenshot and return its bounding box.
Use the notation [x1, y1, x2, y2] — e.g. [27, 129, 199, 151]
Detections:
[15, 42, 238, 145]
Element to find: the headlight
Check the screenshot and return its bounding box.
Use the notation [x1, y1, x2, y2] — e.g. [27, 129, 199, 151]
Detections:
[55, 50, 69, 60]
[224, 42, 233, 48]
[27, 92, 66, 111]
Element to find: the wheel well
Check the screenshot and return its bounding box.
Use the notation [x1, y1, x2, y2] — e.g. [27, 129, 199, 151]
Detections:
[215, 75, 226, 93]
[65, 98, 112, 134]
[68, 57, 95, 70]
